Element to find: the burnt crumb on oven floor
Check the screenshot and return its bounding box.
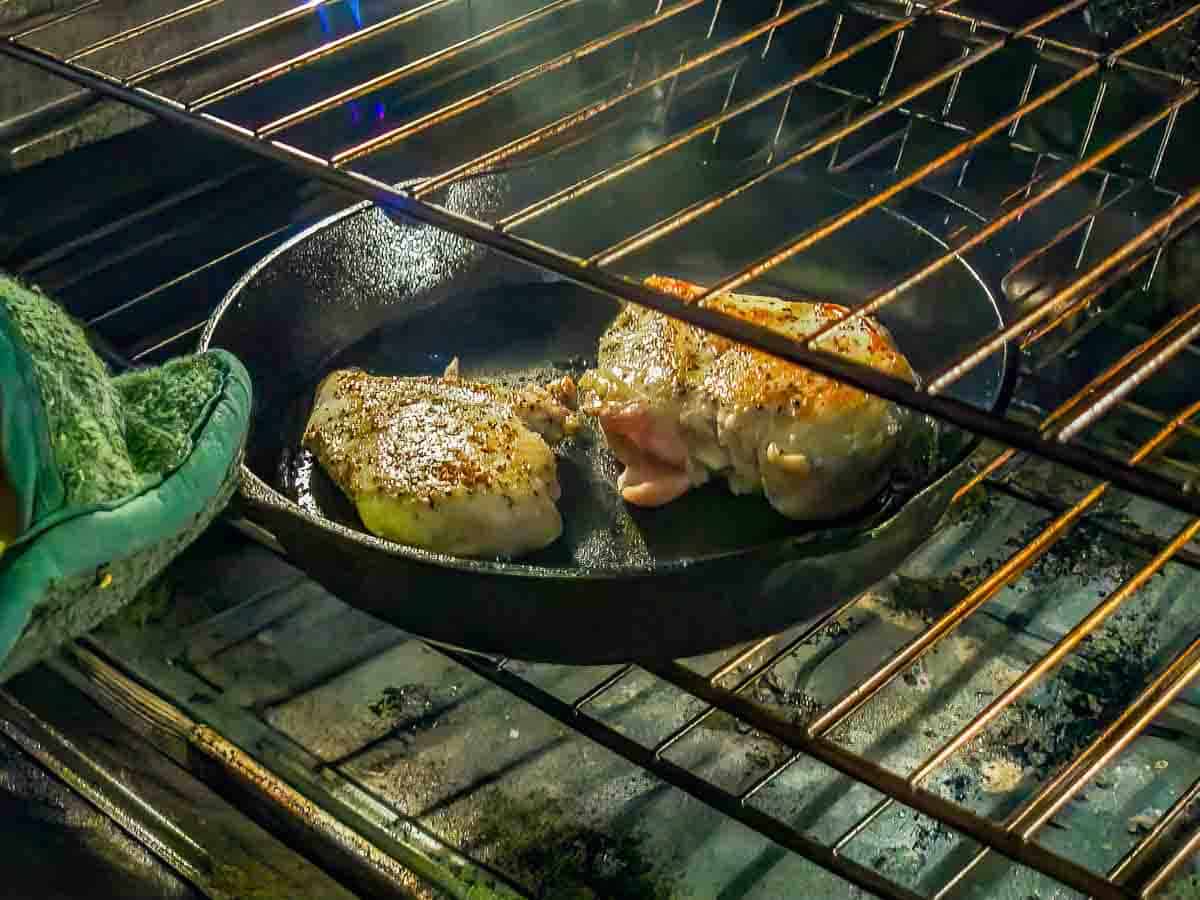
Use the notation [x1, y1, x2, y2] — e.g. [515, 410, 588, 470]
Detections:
[468, 787, 681, 900]
[986, 602, 1169, 776]
[866, 507, 1172, 786]
[369, 683, 438, 724]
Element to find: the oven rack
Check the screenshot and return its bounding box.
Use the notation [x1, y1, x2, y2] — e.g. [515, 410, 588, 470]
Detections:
[7, 140, 1200, 896]
[29, 463, 1200, 900]
[4, 2, 1200, 898]
[5, 0, 1200, 515]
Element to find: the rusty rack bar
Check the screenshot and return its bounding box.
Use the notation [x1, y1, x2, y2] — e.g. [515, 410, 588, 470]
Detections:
[7, 1, 1200, 516]
[443, 434, 1200, 900]
[7, 1, 1200, 897]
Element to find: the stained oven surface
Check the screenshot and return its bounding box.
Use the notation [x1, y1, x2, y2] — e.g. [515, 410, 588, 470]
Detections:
[4, 1, 1200, 898]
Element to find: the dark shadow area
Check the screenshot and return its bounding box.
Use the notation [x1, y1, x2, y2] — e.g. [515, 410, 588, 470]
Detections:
[0, 734, 200, 900]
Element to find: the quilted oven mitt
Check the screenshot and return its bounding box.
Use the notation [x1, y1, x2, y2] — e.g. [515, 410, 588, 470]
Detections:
[0, 273, 252, 681]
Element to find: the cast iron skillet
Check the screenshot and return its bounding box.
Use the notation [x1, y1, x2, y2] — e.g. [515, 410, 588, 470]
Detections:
[200, 163, 1017, 663]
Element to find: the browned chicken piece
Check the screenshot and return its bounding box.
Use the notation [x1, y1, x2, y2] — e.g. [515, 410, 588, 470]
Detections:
[578, 275, 916, 521]
[303, 361, 577, 558]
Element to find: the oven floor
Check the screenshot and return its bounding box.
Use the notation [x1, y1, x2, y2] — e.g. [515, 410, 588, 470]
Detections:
[1, 657, 365, 900]
[0, 733, 201, 900]
[41, 451, 1200, 900]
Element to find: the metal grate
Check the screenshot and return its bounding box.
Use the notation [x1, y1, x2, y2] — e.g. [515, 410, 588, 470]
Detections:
[5, 2, 1200, 898]
[4, 169, 1200, 895]
[50, 469, 1200, 900]
[5, 0, 1200, 513]
[438, 456, 1200, 899]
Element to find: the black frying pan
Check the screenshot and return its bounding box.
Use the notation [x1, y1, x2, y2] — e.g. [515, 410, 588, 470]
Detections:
[200, 163, 1016, 663]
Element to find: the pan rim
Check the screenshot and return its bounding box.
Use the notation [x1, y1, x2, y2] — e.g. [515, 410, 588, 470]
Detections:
[201, 174, 1017, 581]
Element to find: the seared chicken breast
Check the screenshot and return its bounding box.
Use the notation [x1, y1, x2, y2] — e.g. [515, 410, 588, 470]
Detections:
[578, 275, 915, 521]
[303, 362, 577, 558]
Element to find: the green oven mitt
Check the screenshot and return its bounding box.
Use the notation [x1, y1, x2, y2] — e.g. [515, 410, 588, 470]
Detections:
[0, 273, 252, 681]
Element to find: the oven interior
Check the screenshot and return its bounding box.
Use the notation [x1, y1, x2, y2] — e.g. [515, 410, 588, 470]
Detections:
[4, 1, 1200, 898]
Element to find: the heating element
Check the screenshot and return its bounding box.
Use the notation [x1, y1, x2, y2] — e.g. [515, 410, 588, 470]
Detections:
[4, 1, 1200, 898]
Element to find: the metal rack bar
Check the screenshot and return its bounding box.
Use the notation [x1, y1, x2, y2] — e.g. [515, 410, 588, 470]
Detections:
[0, 689, 216, 893]
[828, 120, 908, 172]
[129, 320, 206, 362]
[71, 488, 1200, 900]
[824, 514, 1200, 873]
[441, 646, 924, 900]
[691, 2, 1197, 302]
[370, 21, 633, 147]
[4, 0, 103, 41]
[1111, 774, 1200, 888]
[1020, 636, 1200, 840]
[872, 0, 1198, 87]
[1072, 172, 1111, 267]
[738, 749, 804, 802]
[796, 66, 1168, 198]
[1021, 246, 1141, 347]
[855, 460, 1200, 883]
[121, 0, 346, 87]
[9, 5, 1200, 893]
[646, 658, 1127, 899]
[493, 0, 969, 231]
[186, 0, 465, 110]
[86, 224, 292, 327]
[79, 493, 1200, 900]
[571, 664, 634, 710]
[63, 0, 229, 64]
[10, 162, 260, 275]
[412, 0, 829, 194]
[705, 635, 775, 682]
[968, 178, 1141, 324]
[1140, 814, 1200, 897]
[1028, 275, 1150, 362]
[955, 292, 1200, 503]
[931, 630, 1200, 899]
[59, 642, 511, 900]
[256, 0, 588, 138]
[649, 598, 858, 758]
[807, 398, 1200, 744]
[329, 0, 708, 165]
[550, 460, 1200, 895]
[1056, 319, 1200, 442]
[691, 21, 1106, 297]
[601, 81, 1180, 273]
[561, 430, 1200, 891]
[10, 5, 1200, 518]
[925, 191, 1200, 399]
[36, 169, 295, 294]
[1048, 307, 1200, 438]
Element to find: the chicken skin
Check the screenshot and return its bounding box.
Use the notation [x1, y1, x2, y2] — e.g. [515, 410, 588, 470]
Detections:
[578, 275, 915, 521]
[303, 361, 577, 558]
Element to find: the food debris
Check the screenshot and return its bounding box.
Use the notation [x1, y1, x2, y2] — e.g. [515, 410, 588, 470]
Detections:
[368, 684, 436, 729]
[980, 758, 1024, 794]
[1128, 809, 1163, 834]
[470, 789, 678, 899]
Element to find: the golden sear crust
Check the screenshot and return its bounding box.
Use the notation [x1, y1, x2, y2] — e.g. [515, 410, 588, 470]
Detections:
[595, 305, 696, 398]
[302, 369, 557, 505]
[642, 275, 914, 418]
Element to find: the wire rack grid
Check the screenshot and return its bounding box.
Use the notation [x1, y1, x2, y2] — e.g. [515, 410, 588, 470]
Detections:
[5, 0, 1200, 511]
[6, 1, 1200, 897]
